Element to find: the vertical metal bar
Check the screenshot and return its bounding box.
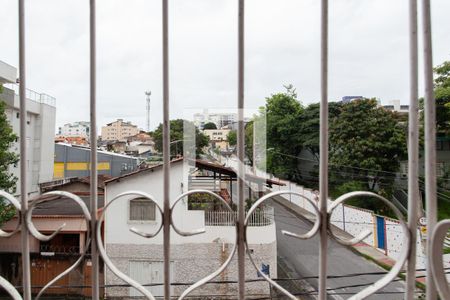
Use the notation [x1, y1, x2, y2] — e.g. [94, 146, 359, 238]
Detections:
[237, 0, 246, 298]
[162, 0, 171, 299]
[18, 1, 31, 299]
[318, 0, 328, 299]
[422, 0, 437, 298]
[89, 0, 99, 298]
[405, 0, 419, 298]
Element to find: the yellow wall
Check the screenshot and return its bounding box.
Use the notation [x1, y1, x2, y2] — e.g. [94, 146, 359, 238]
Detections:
[53, 162, 111, 177]
[66, 162, 89, 171]
[53, 163, 65, 178]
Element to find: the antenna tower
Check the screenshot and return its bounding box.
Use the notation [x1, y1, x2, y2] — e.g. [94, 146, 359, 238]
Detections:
[145, 91, 151, 132]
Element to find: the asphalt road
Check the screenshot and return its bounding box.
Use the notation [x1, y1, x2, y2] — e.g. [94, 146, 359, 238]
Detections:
[272, 200, 408, 300]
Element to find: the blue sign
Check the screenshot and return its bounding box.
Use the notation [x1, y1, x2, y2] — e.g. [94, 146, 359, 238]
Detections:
[257, 263, 270, 277]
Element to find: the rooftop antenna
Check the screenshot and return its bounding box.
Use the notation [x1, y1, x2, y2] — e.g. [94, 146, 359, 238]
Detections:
[145, 91, 151, 132]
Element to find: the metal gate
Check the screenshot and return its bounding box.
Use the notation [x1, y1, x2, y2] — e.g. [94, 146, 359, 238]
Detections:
[0, 0, 449, 299]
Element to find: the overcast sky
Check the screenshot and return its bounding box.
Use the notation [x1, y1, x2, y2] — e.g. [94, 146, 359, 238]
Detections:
[1, 0, 449, 132]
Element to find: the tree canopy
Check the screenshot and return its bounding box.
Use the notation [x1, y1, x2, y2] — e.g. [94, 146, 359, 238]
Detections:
[246, 86, 408, 208]
[0, 85, 19, 224]
[153, 119, 209, 158]
[434, 61, 450, 135]
[203, 122, 217, 130]
[329, 98, 407, 195]
[227, 130, 237, 146]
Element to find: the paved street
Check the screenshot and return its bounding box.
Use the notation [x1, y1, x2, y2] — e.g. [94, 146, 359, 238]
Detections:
[272, 199, 408, 300]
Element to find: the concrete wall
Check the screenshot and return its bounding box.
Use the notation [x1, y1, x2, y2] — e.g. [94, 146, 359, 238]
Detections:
[105, 242, 276, 299]
[0, 85, 56, 196]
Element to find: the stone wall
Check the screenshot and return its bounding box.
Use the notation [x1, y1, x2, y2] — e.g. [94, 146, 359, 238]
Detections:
[105, 242, 277, 298]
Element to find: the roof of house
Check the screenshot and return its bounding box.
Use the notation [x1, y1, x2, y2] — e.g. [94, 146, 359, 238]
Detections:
[104, 158, 285, 186]
[29, 194, 105, 216]
[104, 157, 184, 185]
[40, 175, 113, 192]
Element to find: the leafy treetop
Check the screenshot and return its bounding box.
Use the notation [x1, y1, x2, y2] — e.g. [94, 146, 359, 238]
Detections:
[203, 122, 217, 130]
[0, 85, 19, 224]
[152, 119, 209, 158]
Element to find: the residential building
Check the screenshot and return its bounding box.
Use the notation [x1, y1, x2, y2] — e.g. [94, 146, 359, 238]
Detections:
[54, 143, 139, 179]
[103, 159, 277, 298]
[203, 128, 231, 142]
[126, 131, 153, 143]
[0, 60, 56, 197]
[101, 119, 140, 141]
[58, 121, 90, 139]
[382, 99, 409, 113]
[55, 135, 89, 146]
[0, 176, 107, 297]
[341, 95, 363, 103]
[193, 109, 237, 130]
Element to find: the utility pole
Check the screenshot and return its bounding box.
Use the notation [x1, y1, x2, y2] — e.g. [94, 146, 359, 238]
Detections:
[145, 91, 151, 132]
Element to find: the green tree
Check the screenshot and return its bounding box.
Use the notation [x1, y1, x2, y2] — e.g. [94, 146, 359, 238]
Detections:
[0, 85, 19, 224]
[264, 86, 304, 181]
[434, 61, 450, 135]
[153, 119, 209, 158]
[203, 122, 217, 130]
[329, 98, 407, 195]
[297, 102, 343, 160]
[227, 130, 237, 146]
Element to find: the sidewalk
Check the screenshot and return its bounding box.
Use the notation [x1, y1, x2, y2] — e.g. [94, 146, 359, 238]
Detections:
[272, 196, 426, 287]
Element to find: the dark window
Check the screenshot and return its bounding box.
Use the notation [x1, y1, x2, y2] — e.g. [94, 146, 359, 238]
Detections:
[130, 199, 156, 221]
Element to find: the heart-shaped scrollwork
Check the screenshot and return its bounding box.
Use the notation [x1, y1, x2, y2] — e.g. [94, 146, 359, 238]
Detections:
[245, 190, 321, 300]
[430, 219, 450, 299]
[328, 191, 410, 300]
[171, 189, 237, 300]
[97, 191, 163, 300]
[26, 191, 92, 300]
[0, 190, 22, 238]
[0, 190, 23, 300]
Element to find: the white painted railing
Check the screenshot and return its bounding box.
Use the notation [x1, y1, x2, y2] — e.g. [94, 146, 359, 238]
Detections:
[205, 207, 273, 227]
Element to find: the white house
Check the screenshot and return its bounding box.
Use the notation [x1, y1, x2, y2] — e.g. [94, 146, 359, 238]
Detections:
[203, 129, 231, 142]
[103, 159, 277, 298]
[58, 121, 91, 138]
[0, 60, 56, 197]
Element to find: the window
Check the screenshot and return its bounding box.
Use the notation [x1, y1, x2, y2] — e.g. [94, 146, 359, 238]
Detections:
[129, 199, 156, 221]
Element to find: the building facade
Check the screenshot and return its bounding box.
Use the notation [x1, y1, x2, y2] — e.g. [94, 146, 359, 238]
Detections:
[203, 129, 231, 141]
[193, 109, 237, 130]
[101, 119, 140, 141]
[382, 99, 409, 113]
[53, 143, 139, 179]
[58, 121, 90, 138]
[0, 60, 56, 197]
[103, 160, 277, 298]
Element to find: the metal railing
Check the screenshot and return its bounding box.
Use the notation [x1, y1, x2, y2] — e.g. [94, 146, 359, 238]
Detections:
[0, 0, 447, 299]
[205, 207, 273, 227]
[3, 83, 56, 107]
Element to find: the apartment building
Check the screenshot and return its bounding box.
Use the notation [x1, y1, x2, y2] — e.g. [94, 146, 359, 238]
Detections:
[0, 60, 56, 197]
[101, 118, 140, 141]
[193, 109, 237, 130]
[58, 121, 90, 138]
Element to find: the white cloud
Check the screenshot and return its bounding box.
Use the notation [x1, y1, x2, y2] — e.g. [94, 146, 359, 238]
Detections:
[1, 0, 449, 132]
